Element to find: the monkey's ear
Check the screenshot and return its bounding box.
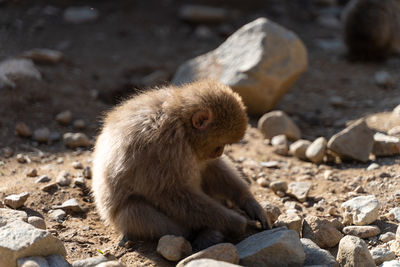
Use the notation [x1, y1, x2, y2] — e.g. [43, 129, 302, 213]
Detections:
[192, 109, 212, 130]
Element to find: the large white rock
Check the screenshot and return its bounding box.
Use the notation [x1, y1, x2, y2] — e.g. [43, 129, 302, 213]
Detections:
[172, 17, 308, 115]
[236, 227, 305, 266]
[0, 208, 28, 226]
[370, 247, 396, 265]
[373, 132, 400, 156]
[327, 119, 374, 162]
[0, 220, 66, 267]
[177, 243, 238, 267]
[301, 238, 338, 267]
[341, 195, 380, 226]
[336, 235, 375, 267]
[258, 110, 301, 141]
[302, 216, 343, 248]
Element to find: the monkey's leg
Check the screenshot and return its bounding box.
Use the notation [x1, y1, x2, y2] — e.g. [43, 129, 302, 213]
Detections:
[114, 195, 189, 240]
[192, 228, 224, 251]
[201, 156, 271, 229]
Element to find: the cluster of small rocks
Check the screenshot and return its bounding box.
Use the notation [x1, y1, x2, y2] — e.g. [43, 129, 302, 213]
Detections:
[258, 106, 400, 164]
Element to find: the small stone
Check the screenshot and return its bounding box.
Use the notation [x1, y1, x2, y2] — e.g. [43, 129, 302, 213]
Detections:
[28, 216, 46, 230]
[56, 157, 64, 164]
[2, 147, 13, 158]
[341, 195, 380, 226]
[388, 126, 400, 137]
[302, 215, 343, 248]
[73, 177, 85, 186]
[63, 6, 99, 24]
[83, 166, 92, 179]
[367, 163, 380, 171]
[373, 132, 400, 156]
[258, 111, 301, 141]
[73, 119, 86, 129]
[53, 198, 83, 214]
[301, 238, 338, 267]
[22, 48, 63, 64]
[0, 58, 41, 85]
[35, 175, 51, 183]
[354, 185, 364, 193]
[287, 182, 311, 202]
[33, 128, 50, 143]
[72, 161, 83, 169]
[48, 209, 66, 221]
[15, 122, 32, 137]
[379, 232, 396, 243]
[261, 202, 281, 224]
[184, 259, 241, 267]
[41, 183, 58, 193]
[17, 256, 48, 267]
[56, 110, 72, 125]
[71, 255, 110, 267]
[380, 260, 400, 267]
[236, 228, 305, 266]
[178, 5, 228, 23]
[157, 235, 192, 262]
[371, 247, 396, 265]
[260, 161, 279, 168]
[271, 134, 289, 156]
[63, 132, 91, 148]
[0, 208, 28, 225]
[273, 213, 302, 236]
[336, 235, 375, 267]
[96, 261, 126, 267]
[289, 139, 311, 160]
[375, 71, 394, 89]
[26, 169, 38, 177]
[56, 171, 71, 186]
[270, 181, 288, 194]
[4, 192, 30, 209]
[306, 137, 327, 164]
[256, 178, 269, 187]
[177, 243, 239, 267]
[342, 225, 381, 238]
[388, 207, 400, 222]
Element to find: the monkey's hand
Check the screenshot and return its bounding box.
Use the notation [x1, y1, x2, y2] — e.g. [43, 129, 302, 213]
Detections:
[241, 199, 271, 230]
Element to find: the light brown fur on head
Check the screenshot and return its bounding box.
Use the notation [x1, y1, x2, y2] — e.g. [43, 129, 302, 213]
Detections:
[91, 80, 268, 250]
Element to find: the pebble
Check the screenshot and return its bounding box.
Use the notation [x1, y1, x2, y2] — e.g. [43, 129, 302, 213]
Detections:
[287, 181, 311, 202]
[289, 139, 311, 160]
[184, 259, 240, 267]
[35, 175, 51, 183]
[48, 209, 66, 221]
[28, 216, 46, 230]
[370, 247, 396, 266]
[22, 48, 63, 64]
[64, 6, 99, 24]
[4, 192, 30, 209]
[342, 225, 381, 238]
[256, 178, 269, 187]
[56, 171, 71, 186]
[258, 111, 301, 141]
[73, 119, 86, 129]
[302, 215, 343, 248]
[52, 198, 83, 213]
[380, 232, 396, 243]
[388, 207, 400, 222]
[157, 235, 192, 261]
[336, 235, 375, 267]
[41, 182, 58, 193]
[373, 132, 400, 156]
[26, 168, 38, 177]
[15, 122, 32, 137]
[381, 260, 400, 267]
[306, 137, 327, 164]
[273, 213, 302, 236]
[16, 154, 30, 164]
[73, 177, 85, 186]
[341, 195, 380, 225]
[71, 255, 110, 267]
[269, 181, 288, 194]
[33, 127, 50, 143]
[56, 110, 72, 125]
[260, 161, 280, 168]
[367, 163, 380, 171]
[0, 58, 41, 87]
[261, 202, 282, 224]
[57, 157, 64, 164]
[2, 147, 13, 158]
[72, 161, 84, 169]
[375, 71, 394, 89]
[178, 5, 228, 23]
[63, 132, 91, 148]
[83, 166, 92, 179]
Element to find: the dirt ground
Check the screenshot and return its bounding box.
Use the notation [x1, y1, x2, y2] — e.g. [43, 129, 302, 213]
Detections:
[1, 0, 400, 266]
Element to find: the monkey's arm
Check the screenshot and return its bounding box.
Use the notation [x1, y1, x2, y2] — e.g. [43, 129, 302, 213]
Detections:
[201, 156, 270, 229]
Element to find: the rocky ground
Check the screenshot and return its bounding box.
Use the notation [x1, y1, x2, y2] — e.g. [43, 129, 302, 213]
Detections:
[2, 0, 400, 266]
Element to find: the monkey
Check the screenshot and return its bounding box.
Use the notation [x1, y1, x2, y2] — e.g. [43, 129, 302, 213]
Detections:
[91, 80, 269, 249]
[342, 0, 400, 60]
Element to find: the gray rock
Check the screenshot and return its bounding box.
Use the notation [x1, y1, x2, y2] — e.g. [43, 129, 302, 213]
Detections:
[342, 225, 381, 238]
[56, 110, 72, 126]
[327, 119, 374, 162]
[177, 243, 239, 267]
[184, 259, 241, 267]
[41, 183, 58, 193]
[302, 216, 343, 248]
[306, 137, 327, 164]
[53, 198, 83, 214]
[56, 171, 71, 186]
[370, 247, 396, 265]
[336, 235, 375, 267]
[46, 254, 70, 266]
[172, 18, 307, 115]
[33, 128, 50, 143]
[301, 238, 338, 267]
[269, 181, 288, 194]
[48, 209, 66, 222]
[341, 195, 380, 226]
[0, 220, 66, 267]
[0, 58, 41, 87]
[381, 260, 400, 267]
[157, 235, 192, 261]
[375, 71, 394, 89]
[387, 208, 400, 222]
[290, 139, 312, 160]
[4, 192, 30, 209]
[379, 232, 396, 243]
[260, 161, 280, 168]
[179, 5, 228, 23]
[258, 111, 301, 141]
[0, 208, 28, 226]
[96, 261, 125, 267]
[373, 132, 400, 156]
[28, 216, 46, 230]
[72, 255, 109, 267]
[273, 213, 302, 236]
[287, 182, 311, 202]
[63, 132, 91, 148]
[17, 256, 48, 267]
[35, 175, 51, 183]
[15, 122, 32, 137]
[63, 6, 99, 24]
[271, 134, 289, 156]
[236, 227, 305, 267]
[22, 49, 63, 64]
[389, 240, 400, 256]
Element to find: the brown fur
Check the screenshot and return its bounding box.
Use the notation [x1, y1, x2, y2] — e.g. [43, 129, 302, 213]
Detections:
[92, 80, 269, 248]
[342, 0, 400, 60]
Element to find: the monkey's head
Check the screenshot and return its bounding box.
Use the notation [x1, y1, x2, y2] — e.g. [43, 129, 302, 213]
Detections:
[176, 80, 248, 161]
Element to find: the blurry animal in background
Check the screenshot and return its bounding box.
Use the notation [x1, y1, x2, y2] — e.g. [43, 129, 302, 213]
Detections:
[342, 0, 400, 60]
[92, 80, 269, 249]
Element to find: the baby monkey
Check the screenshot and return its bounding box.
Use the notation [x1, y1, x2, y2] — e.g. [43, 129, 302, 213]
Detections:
[92, 80, 269, 248]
